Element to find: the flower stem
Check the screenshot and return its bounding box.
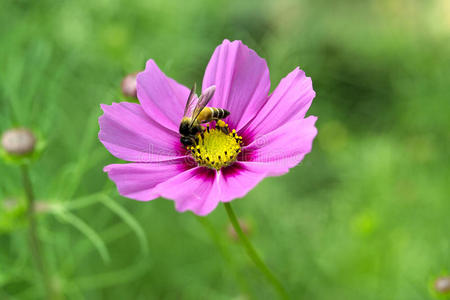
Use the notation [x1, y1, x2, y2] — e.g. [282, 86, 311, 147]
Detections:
[194, 215, 250, 294]
[20, 165, 54, 299]
[223, 202, 290, 299]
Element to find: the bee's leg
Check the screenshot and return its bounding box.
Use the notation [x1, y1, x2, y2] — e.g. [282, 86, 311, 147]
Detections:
[196, 126, 205, 145]
[216, 119, 229, 134]
[200, 131, 204, 142]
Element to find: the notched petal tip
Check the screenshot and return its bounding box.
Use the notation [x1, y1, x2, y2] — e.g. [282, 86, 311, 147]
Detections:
[203, 38, 270, 131]
[99, 102, 124, 116]
[221, 39, 244, 47]
[175, 202, 218, 216]
[98, 101, 183, 163]
[152, 167, 221, 216]
[135, 58, 191, 132]
[218, 162, 268, 203]
[143, 58, 157, 71]
[99, 103, 109, 112]
[135, 60, 158, 90]
[242, 116, 318, 175]
[307, 115, 319, 134]
[104, 161, 189, 202]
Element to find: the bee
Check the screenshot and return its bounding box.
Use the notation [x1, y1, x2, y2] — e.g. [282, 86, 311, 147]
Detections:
[179, 83, 230, 147]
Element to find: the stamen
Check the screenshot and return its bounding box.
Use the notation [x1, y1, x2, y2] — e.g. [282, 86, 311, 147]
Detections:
[187, 121, 242, 170]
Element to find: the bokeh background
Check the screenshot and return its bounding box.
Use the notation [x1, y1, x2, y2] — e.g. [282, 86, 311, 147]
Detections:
[1, 0, 449, 299]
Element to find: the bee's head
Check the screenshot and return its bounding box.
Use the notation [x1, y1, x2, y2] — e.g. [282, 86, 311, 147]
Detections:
[179, 121, 190, 136]
[180, 136, 194, 147]
[180, 121, 201, 136]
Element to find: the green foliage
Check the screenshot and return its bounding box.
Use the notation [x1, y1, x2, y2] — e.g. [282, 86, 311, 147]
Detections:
[1, 0, 449, 299]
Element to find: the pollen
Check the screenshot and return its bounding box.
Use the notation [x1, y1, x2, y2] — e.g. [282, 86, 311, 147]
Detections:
[188, 121, 242, 170]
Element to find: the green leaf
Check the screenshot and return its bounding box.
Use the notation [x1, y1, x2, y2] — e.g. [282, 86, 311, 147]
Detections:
[67, 261, 149, 292]
[54, 210, 110, 264]
[99, 195, 149, 255]
[62, 193, 104, 211]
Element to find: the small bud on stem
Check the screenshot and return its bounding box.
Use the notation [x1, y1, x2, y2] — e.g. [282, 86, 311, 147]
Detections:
[121, 72, 138, 98]
[227, 218, 251, 241]
[1, 128, 36, 155]
[435, 276, 450, 293]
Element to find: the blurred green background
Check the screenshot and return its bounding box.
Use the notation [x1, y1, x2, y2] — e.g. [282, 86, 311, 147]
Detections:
[1, 0, 449, 299]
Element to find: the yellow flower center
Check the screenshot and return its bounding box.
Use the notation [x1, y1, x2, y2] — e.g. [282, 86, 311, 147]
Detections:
[188, 120, 242, 170]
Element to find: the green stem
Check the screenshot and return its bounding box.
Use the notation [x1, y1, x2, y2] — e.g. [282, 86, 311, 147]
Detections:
[194, 216, 250, 295]
[20, 165, 54, 299]
[224, 202, 289, 300]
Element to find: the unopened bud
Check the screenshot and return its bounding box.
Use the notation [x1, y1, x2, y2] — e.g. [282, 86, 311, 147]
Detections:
[2, 197, 18, 211]
[1, 128, 36, 155]
[227, 218, 251, 241]
[435, 276, 450, 293]
[121, 72, 138, 98]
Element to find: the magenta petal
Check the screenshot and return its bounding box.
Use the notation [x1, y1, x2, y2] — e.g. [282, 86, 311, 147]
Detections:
[136, 59, 190, 132]
[104, 159, 189, 201]
[218, 162, 268, 203]
[242, 67, 316, 139]
[202, 40, 270, 131]
[99, 102, 185, 162]
[153, 167, 220, 216]
[243, 116, 318, 176]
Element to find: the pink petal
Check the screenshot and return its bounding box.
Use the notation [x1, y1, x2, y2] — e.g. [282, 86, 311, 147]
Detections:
[104, 159, 190, 201]
[241, 67, 316, 139]
[99, 102, 185, 162]
[242, 116, 318, 176]
[136, 59, 190, 132]
[218, 162, 269, 203]
[153, 167, 220, 216]
[202, 39, 270, 131]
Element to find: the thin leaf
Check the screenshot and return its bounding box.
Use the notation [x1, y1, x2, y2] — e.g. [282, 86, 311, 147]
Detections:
[100, 195, 149, 255]
[62, 193, 104, 211]
[68, 261, 149, 292]
[56, 109, 101, 200]
[54, 211, 110, 263]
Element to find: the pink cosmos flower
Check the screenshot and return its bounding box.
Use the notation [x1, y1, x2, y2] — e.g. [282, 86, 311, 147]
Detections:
[99, 39, 317, 216]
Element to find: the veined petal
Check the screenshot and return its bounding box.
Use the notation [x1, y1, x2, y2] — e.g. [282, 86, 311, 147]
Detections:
[242, 67, 315, 139]
[152, 167, 221, 216]
[99, 102, 185, 162]
[242, 116, 318, 176]
[218, 162, 268, 203]
[136, 59, 190, 132]
[104, 159, 190, 201]
[202, 39, 270, 131]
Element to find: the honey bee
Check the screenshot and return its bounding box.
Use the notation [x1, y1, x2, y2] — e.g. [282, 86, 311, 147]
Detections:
[179, 83, 230, 147]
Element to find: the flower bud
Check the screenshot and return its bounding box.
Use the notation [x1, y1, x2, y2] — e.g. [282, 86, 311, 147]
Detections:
[435, 276, 450, 293]
[1, 128, 36, 155]
[121, 72, 138, 98]
[227, 218, 251, 241]
[2, 197, 18, 211]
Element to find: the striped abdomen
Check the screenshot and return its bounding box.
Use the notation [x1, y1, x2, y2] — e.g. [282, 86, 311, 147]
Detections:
[197, 107, 230, 123]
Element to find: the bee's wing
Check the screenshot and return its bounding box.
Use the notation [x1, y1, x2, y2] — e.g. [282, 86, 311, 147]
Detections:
[189, 85, 216, 126]
[183, 83, 198, 118]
